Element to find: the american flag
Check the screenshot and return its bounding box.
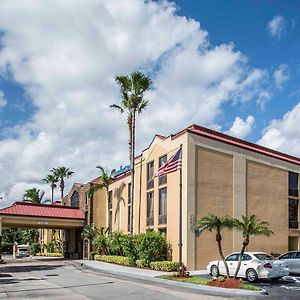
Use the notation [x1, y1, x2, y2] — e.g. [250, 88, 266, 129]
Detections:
[154, 147, 182, 177]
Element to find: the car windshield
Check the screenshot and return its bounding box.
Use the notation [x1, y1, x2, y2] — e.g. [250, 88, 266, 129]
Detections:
[253, 253, 274, 261]
[18, 248, 28, 252]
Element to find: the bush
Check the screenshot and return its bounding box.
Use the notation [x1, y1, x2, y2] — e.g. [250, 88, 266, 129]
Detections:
[44, 241, 55, 253]
[135, 259, 148, 268]
[89, 251, 97, 260]
[36, 252, 63, 257]
[30, 243, 41, 255]
[120, 234, 138, 266]
[135, 231, 167, 266]
[92, 235, 109, 255]
[150, 261, 179, 272]
[2, 243, 14, 254]
[107, 232, 124, 256]
[94, 255, 130, 266]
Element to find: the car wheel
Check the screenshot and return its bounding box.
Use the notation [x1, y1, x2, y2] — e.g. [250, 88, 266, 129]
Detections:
[246, 268, 258, 283]
[210, 265, 219, 277]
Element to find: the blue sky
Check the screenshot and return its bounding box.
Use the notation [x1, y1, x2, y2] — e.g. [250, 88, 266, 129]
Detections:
[0, 0, 300, 206]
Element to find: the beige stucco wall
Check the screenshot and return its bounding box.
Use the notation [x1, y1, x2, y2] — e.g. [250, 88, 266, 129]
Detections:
[91, 187, 107, 229]
[194, 146, 234, 269]
[246, 161, 288, 254]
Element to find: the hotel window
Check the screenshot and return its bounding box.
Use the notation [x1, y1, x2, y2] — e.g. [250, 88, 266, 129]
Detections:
[289, 172, 299, 197]
[158, 188, 167, 225]
[127, 183, 132, 232]
[146, 191, 154, 226]
[108, 191, 113, 231]
[289, 199, 299, 229]
[159, 228, 167, 238]
[71, 191, 79, 207]
[158, 155, 167, 186]
[147, 161, 154, 190]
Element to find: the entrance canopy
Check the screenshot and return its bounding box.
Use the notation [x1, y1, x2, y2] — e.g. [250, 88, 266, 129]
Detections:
[0, 202, 85, 231]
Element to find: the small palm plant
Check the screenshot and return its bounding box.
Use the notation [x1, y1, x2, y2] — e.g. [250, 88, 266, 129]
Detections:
[233, 215, 273, 278]
[194, 214, 235, 278]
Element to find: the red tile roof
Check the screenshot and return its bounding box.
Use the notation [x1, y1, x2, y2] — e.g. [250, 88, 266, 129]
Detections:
[0, 202, 85, 220]
[185, 124, 300, 166]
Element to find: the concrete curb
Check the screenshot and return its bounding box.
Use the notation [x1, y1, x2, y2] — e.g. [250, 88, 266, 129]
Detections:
[73, 261, 268, 297]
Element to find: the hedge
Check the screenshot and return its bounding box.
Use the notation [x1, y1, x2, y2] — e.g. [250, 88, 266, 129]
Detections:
[150, 261, 179, 271]
[36, 253, 63, 257]
[1, 243, 14, 254]
[94, 255, 131, 266]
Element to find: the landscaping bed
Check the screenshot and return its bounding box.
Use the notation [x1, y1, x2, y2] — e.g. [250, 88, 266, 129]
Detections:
[36, 253, 63, 257]
[158, 275, 261, 291]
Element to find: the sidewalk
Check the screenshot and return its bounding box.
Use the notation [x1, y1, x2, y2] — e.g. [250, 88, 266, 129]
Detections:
[74, 260, 267, 297]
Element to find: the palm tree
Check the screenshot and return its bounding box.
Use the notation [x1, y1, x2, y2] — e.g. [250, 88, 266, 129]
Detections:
[233, 215, 273, 278]
[23, 188, 50, 204]
[194, 214, 235, 278]
[111, 71, 152, 233]
[95, 165, 116, 227]
[51, 167, 74, 199]
[42, 174, 59, 203]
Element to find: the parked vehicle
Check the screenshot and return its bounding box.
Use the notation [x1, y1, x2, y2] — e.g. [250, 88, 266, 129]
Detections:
[277, 251, 300, 275]
[15, 245, 30, 258]
[207, 252, 289, 282]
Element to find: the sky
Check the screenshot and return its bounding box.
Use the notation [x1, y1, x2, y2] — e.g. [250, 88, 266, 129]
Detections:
[0, 0, 300, 207]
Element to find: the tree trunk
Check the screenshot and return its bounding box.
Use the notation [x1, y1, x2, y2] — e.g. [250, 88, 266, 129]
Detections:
[234, 237, 249, 278]
[216, 232, 230, 278]
[60, 178, 64, 199]
[130, 110, 136, 234]
[51, 184, 54, 203]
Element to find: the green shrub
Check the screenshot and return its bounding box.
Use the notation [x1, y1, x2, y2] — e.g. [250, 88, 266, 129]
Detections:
[135, 259, 148, 268]
[92, 235, 109, 255]
[89, 251, 97, 260]
[36, 252, 63, 257]
[120, 234, 138, 266]
[150, 261, 179, 271]
[44, 241, 55, 253]
[30, 243, 41, 255]
[136, 231, 167, 265]
[107, 232, 124, 256]
[94, 255, 130, 266]
[1, 243, 14, 254]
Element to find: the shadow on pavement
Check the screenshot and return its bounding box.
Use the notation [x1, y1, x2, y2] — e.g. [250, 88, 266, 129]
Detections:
[0, 264, 64, 273]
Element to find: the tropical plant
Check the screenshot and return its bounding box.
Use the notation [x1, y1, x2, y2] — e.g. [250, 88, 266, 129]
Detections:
[92, 235, 109, 255]
[233, 215, 274, 278]
[194, 214, 235, 278]
[81, 224, 104, 242]
[51, 167, 74, 199]
[110, 71, 152, 233]
[93, 165, 116, 228]
[23, 188, 49, 204]
[42, 174, 59, 203]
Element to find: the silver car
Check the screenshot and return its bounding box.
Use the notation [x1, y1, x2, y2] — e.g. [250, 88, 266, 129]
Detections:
[277, 251, 300, 274]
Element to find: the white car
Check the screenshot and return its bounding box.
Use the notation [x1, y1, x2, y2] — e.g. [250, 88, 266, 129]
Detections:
[207, 252, 289, 282]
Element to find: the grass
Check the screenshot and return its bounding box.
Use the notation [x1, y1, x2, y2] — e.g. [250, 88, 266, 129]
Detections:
[158, 275, 261, 291]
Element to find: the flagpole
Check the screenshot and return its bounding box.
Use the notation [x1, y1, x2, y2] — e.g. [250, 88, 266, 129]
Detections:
[178, 144, 183, 273]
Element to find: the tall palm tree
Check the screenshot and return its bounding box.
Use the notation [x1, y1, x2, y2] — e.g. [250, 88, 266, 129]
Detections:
[51, 167, 74, 199]
[233, 215, 273, 278]
[110, 71, 152, 233]
[42, 174, 59, 203]
[23, 188, 49, 204]
[95, 165, 116, 226]
[194, 214, 235, 278]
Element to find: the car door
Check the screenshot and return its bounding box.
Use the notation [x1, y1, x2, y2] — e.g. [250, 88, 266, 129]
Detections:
[279, 252, 295, 273]
[225, 253, 239, 276]
[292, 252, 300, 274]
[238, 254, 252, 277]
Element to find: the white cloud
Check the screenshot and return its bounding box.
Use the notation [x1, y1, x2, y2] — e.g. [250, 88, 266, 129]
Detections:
[267, 15, 286, 39]
[258, 102, 300, 156]
[225, 115, 255, 139]
[273, 64, 289, 89]
[0, 90, 7, 108]
[0, 0, 268, 207]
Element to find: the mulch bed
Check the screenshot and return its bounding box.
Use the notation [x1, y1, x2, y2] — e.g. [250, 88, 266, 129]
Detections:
[208, 278, 241, 289]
